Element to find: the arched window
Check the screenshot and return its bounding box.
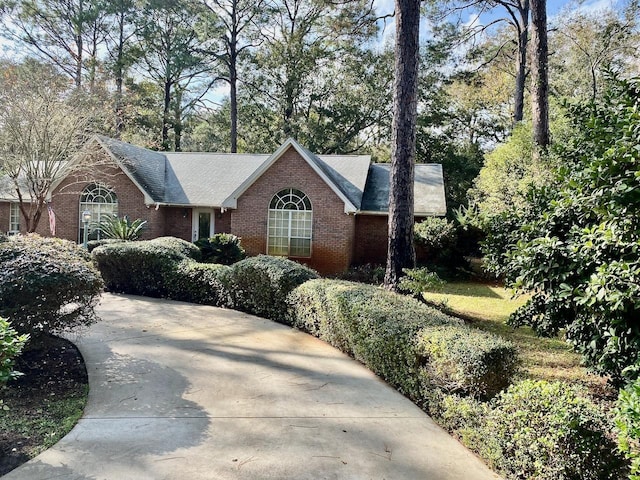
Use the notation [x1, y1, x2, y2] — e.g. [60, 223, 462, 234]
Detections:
[267, 188, 312, 257]
[79, 184, 118, 242]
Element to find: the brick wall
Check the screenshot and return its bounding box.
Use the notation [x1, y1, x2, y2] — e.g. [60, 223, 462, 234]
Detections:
[230, 146, 356, 275]
[33, 153, 164, 242]
[163, 207, 192, 240]
[354, 214, 431, 266]
[0, 202, 9, 234]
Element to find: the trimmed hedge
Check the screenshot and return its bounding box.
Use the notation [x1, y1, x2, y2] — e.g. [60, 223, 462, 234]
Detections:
[166, 260, 231, 306]
[287, 279, 518, 400]
[225, 255, 318, 320]
[92, 237, 195, 297]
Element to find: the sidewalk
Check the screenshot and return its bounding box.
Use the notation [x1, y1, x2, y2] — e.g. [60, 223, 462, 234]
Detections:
[3, 293, 500, 480]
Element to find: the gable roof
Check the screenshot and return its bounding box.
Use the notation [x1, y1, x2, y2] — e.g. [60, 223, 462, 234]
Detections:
[361, 164, 447, 216]
[2, 136, 445, 216]
[221, 138, 367, 213]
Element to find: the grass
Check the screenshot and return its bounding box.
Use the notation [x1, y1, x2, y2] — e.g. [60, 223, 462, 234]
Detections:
[422, 281, 609, 393]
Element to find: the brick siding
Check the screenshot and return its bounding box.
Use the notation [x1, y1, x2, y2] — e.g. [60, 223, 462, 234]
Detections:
[230, 146, 356, 275]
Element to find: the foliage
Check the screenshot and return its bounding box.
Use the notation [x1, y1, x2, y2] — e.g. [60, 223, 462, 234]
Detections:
[483, 380, 626, 480]
[616, 378, 640, 479]
[0, 318, 29, 385]
[414, 217, 457, 251]
[149, 236, 202, 260]
[194, 233, 245, 265]
[398, 267, 444, 296]
[0, 60, 96, 233]
[225, 256, 318, 321]
[94, 214, 147, 240]
[287, 279, 518, 400]
[0, 235, 103, 339]
[166, 260, 231, 306]
[336, 264, 385, 285]
[483, 76, 640, 381]
[92, 237, 193, 297]
[86, 238, 125, 253]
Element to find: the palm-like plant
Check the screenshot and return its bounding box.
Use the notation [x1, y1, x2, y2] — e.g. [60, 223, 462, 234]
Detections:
[95, 215, 147, 240]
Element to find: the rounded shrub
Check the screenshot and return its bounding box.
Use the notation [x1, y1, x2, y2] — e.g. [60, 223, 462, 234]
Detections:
[226, 255, 318, 321]
[92, 237, 193, 296]
[0, 234, 103, 339]
[195, 233, 245, 265]
[166, 260, 231, 306]
[484, 380, 626, 480]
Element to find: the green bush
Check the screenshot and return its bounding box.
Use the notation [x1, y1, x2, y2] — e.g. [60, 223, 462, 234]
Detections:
[94, 214, 147, 240]
[336, 263, 385, 285]
[287, 279, 518, 401]
[0, 235, 103, 339]
[166, 260, 231, 306]
[195, 233, 246, 265]
[86, 238, 124, 253]
[0, 317, 29, 384]
[616, 378, 640, 479]
[417, 325, 519, 398]
[92, 237, 193, 297]
[414, 217, 457, 251]
[398, 267, 444, 296]
[484, 380, 626, 480]
[150, 236, 202, 261]
[225, 255, 318, 320]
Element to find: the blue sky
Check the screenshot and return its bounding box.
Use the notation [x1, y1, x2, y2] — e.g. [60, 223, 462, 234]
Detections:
[372, 0, 623, 47]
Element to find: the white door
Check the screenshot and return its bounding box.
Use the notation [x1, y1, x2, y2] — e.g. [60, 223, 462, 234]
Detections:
[192, 209, 215, 241]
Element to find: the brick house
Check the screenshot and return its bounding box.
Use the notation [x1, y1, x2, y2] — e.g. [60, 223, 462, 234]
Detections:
[0, 136, 446, 275]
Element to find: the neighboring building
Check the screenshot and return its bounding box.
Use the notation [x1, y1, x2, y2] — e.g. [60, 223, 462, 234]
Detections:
[0, 136, 446, 274]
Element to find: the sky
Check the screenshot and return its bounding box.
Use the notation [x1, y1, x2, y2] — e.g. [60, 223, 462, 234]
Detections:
[372, 0, 623, 47]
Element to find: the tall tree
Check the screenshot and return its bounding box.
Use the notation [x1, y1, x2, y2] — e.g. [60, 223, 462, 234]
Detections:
[0, 61, 93, 232]
[103, 0, 141, 135]
[384, 0, 420, 290]
[530, 0, 548, 149]
[196, 0, 267, 152]
[429, 0, 530, 125]
[136, 0, 211, 151]
[0, 0, 107, 88]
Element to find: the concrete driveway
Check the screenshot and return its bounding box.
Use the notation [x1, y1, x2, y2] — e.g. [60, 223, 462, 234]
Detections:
[4, 293, 500, 480]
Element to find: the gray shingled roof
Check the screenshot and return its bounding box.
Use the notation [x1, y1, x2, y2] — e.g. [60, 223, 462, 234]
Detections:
[96, 136, 167, 203]
[1, 137, 444, 215]
[163, 153, 269, 206]
[360, 164, 447, 215]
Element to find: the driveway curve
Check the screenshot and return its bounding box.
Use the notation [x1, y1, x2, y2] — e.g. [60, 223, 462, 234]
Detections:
[4, 293, 500, 480]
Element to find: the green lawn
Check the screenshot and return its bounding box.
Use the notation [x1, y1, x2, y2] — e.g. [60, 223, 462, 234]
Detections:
[423, 282, 607, 391]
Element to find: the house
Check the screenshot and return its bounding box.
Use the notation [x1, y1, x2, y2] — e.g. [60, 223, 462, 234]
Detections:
[0, 136, 446, 275]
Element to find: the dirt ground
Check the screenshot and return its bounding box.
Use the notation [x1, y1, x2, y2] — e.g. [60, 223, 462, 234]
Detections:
[0, 336, 88, 476]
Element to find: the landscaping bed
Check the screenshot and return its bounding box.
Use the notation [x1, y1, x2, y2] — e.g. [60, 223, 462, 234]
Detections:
[0, 335, 88, 476]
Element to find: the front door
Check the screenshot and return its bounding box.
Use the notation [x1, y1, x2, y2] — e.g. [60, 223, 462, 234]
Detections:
[192, 209, 214, 241]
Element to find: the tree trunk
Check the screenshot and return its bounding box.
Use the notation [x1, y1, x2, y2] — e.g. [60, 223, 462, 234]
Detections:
[229, 6, 239, 153]
[513, 0, 529, 124]
[384, 0, 420, 291]
[531, 0, 549, 150]
[114, 11, 125, 137]
[174, 88, 183, 152]
[162, 80, 172, 151]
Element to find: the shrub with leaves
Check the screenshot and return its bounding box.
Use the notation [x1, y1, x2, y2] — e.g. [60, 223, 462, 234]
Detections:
[482, 75, 640, 381]
[94, 214, 147, 240]
[0, 317, 29, 384]
[616, 378, 640, 479]
[287, 279, 518, 401]
[195, 233, 245, 265]
[483, 380, 626, 480]
[166, 260, 231, 306]
[225, 255, 318, 321]
[399, 267, 444, 297]
[92, 237, 195, 297]
[0, 234, 103, 338]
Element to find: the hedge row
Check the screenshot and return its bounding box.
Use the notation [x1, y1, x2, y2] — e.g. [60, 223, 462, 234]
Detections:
[91, 237, 626, 478]
[287, 279, 518, 400]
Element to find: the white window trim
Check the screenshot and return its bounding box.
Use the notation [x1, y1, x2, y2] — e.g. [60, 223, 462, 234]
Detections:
[267, 189, 313, 258]
[9, 202, 20, 234]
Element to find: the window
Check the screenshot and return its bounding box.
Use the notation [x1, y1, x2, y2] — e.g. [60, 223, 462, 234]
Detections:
[79, 184, 118, 243]
[267, 188, 312, 257]
[9, 203, 20, 233]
